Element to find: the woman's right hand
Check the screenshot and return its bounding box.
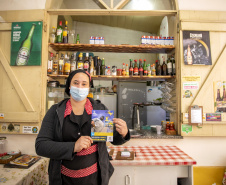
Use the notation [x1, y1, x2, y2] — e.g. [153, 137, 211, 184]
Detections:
[74, 136, 93, 153]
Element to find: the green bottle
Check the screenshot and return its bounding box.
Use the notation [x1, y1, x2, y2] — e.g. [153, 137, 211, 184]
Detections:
[76, 34, 80, 44]
[100, 58, 105, 75]
[56, 21, 63, 43]
[143, 59, 147, 76]
[16, 23, 36, 66]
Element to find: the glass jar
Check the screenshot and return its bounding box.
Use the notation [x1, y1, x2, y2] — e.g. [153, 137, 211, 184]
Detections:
[112, 66, 117, 76]
[0, 137, 7, 156]
[117, 69, 122, 76]
[170, 122, 175, 130]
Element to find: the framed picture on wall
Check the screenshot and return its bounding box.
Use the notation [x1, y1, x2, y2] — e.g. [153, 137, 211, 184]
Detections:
[10, 21, 43, 66]
[183, 31, 212, 65]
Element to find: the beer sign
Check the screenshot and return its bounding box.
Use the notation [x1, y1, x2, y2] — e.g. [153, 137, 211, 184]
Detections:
[10, 21, 43, 66]
[183, 31, 212, 65]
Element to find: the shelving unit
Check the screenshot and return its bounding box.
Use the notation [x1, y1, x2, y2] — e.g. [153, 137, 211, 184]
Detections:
[48, 43, 175, 53]
[48, 74, 175, 81]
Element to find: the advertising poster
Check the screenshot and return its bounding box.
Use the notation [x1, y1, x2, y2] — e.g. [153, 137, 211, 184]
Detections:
[91, 110, 114, 142]
[10, 21, 43, 66]
[214, 81, 226, 112]
[183, 31, 212, 65]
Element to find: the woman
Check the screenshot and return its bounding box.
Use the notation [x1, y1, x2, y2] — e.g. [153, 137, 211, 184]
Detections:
[35, 69, 130, 185]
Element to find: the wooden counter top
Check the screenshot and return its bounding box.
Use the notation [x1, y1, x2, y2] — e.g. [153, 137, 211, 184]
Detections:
[109, 145, 196, 166]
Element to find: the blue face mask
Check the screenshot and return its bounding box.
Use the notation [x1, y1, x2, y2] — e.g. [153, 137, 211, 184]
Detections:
[70, 86, 89, 102]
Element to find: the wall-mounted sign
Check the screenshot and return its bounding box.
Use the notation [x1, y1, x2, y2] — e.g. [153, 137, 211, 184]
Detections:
[23, 126, 39, 134]
[213, 81, 226, 113]
[206, 113, 221, 121]
[10, 21, 43, 66]
[182, 124, 192, 134]
[183, 31, 212, 65]
[183, 82, 199, 90]
[182, 76, 201, 82]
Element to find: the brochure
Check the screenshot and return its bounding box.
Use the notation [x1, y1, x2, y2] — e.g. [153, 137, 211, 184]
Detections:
[91, 110, 114, 142]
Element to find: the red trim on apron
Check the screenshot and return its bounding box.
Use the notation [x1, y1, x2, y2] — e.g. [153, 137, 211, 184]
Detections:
[61, 162, 98, 178]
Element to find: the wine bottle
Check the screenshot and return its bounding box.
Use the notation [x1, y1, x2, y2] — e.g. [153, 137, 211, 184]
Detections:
[16, 23, 36, 66]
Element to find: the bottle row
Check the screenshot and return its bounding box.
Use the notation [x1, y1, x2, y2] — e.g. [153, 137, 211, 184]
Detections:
[141, 36, 174, 46]
[49, 21, 80, 44]
[47, 52, 176, 77]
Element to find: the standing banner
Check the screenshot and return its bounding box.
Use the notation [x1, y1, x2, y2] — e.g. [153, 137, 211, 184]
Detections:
[183, 31, 212, 65]
[10, 21, 43, 66]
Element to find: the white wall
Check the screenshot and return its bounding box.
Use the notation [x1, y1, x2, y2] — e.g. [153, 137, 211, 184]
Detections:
[178, 0, 226, 11]
[0, 0, 46, 11]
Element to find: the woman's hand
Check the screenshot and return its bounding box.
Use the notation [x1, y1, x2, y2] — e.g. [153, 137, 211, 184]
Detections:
[113, 118, 128, 138]
[74, 136, 93, 153]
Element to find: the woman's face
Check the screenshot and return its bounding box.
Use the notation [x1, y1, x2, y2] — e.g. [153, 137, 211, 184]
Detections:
[70, 72, 90, 89]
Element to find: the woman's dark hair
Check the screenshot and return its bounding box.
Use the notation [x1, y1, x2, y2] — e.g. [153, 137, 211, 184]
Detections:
[65, 69, 91, 96]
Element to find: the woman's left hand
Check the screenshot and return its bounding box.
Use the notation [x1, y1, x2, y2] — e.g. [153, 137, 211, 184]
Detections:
[113, 118, 128, 138]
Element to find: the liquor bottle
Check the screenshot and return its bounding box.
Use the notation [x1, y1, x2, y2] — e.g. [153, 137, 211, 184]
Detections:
[70, 53, 76, 72]
[62, 21, 68, 43]
[89, 56, 94, 75]
[52, 53, 59, 75]
[56, 21, 63, 43]
[96, 57, 101, 75]
[171, 55, 176, 75]
[126, 64, 129, 76]
[84, 53, 89, 72]
[101, 58, 105, 75]
[58, 53, 64, 75]
[223, 81, 226, 101]
[167, 57, 172, 75]
[143, 59, 147, 76]
[49, 26, 56, 43]
[105, 66, 108, 75]
[138, 59, 143, 76]
[16, 23, 36, 66]
[133, 60, 138, 76]
[122, 63, 126, 76]
[64, 53, 70, 75]
[147, 64, 151, 76]
[129, 59, 133, 76]
[156, 59, 162, 76]
[76, 34, 80, 44]
[187, 45, 193, 65]
[47, 53, 54, 74]
[216, 89, 221, 101]
[152, 64, 156, 76]
[89, 55, 93, 72]
[77, 53, 83, 69]
[162, 57, 167, 76]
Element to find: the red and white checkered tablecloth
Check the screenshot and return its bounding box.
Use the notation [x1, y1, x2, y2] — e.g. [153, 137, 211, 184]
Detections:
[109, 145, 196, 166]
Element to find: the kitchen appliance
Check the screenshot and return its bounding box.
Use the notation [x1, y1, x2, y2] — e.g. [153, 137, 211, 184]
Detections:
[118, 82, 147, 129]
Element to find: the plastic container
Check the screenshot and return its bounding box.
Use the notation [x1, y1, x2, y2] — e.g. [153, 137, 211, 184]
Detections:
[117, 69, 122, 76]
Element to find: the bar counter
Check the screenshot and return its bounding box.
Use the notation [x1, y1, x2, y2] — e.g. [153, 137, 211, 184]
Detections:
[109, 145, 196, 185]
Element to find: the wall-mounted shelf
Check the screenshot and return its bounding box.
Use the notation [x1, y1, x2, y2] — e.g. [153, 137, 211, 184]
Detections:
[48, 43, 175, 53]
[48, 75, 175, 81]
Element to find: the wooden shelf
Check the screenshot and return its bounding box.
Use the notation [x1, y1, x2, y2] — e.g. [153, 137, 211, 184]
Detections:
[48, 43, 175, 54]
[48, 75, 175, 81]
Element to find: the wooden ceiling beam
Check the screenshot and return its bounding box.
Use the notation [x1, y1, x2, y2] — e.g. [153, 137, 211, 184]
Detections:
[47, 9, 177, 16]
[114, 0, 130, 10]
